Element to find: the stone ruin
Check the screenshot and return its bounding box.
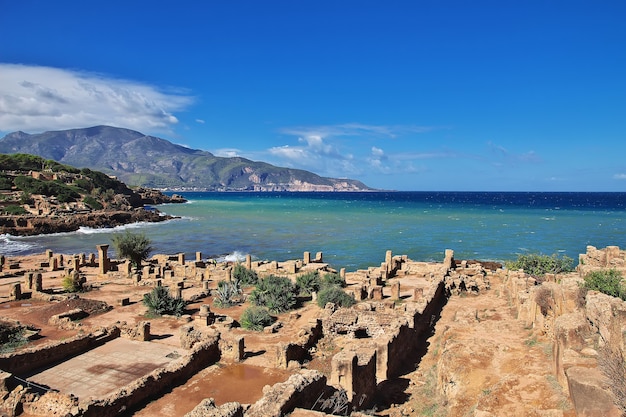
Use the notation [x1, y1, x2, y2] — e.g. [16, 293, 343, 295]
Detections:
[0, 244, 624, 416]
[501, 244, 626, 417]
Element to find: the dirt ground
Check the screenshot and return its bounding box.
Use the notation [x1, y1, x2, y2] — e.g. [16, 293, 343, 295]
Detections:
[380, 273, 575, 417]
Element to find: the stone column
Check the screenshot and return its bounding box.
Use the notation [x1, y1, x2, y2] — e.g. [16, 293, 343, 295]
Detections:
[178, 253, 185, 265]
[49, 257, 58, 272]
[34, 273, 43, 292]
[246, 254, 252, 269]
[24, 272, 34, 290]
[97, 244, 110, 274]
[315, 252, 323, 262]
[45, 249, 53, 260]
[413, 287, 424, 301]
[340, 268, 346, 280]
[443, 249, 454, 270]
[390, 280, 400, 300]
[73, 255, 81, 272]
[173, 286, 183, 299]
[196, 252, 202, 262]
[385, 250, 392, 274]
[10, 283, 21, 300]
[303, 251, 311, 264]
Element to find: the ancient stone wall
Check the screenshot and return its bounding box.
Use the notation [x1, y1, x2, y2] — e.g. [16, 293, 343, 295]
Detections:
[0, 328, 119, 375]
[245, 370, 327, 417]
[275, 319, 323, 368]
[79, 335, 220, 417]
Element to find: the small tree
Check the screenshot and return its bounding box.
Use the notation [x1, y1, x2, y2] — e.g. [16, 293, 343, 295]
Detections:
[112, 230, 153, 269]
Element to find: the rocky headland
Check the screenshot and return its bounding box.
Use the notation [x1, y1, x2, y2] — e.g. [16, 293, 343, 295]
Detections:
[0, 154, 186, 236]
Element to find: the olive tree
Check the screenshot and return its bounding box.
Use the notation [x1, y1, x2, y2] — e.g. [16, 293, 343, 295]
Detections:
[111, 230, 153, 269]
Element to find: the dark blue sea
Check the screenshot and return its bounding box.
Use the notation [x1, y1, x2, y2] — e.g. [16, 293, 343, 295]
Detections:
[2, 192, 625, 270]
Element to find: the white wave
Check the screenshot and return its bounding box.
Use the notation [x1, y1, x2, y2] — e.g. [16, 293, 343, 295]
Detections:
[0, 234, 41, 255]
[216, 251, 248, 263]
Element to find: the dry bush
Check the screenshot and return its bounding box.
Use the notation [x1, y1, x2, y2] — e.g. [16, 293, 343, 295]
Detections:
[535, 286, 554, 316]
[598, 345, 626, 414]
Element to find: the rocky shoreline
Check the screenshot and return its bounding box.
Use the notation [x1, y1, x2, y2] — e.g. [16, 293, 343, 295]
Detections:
[0, 208, 177, 236]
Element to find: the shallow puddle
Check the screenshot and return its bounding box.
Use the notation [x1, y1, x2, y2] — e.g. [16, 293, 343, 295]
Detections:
[133, 362, 292, 416]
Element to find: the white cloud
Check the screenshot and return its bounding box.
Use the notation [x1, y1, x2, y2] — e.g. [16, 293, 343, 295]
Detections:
[0, 64, 194, 134]
[214, 148, 242, 158]
[280, 123, 435, 140]
[614, 173, 626, 180]
[371, 146, 385, 157]
[269, 123, 443, 178]
[195, 119, 205, 124]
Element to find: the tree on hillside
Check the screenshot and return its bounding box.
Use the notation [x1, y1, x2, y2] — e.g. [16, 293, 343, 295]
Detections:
[111, 231, 153, 269]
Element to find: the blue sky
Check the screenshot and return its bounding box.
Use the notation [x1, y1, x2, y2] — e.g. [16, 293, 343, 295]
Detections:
[0, 1, 625, 191]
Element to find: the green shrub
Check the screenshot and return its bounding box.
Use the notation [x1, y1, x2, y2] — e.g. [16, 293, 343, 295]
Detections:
[0, 174, 13, 190]
[583, 269, 626, 300]
[322, 272, 346, 288]
[13, 175, 80, 202]
[0, 325, 28, 354]
[62, 273, 83, 293]
[83, 195, 103, 210]
[112, 231, 153, 269]
[296, 271, 321, 295]
[232, 263, 258, 286]
[143, 286, 186, 316]
[249, 275, 297, 313]
[505, 253, 574, 279]
[1, 205, 27, 215]
[317, 286, 355, 308]
[214, 279, 243, 308]
[240, 306, 272, 331]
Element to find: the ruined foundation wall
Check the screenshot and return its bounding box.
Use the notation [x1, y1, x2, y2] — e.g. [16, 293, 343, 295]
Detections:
[245, 370, 327, 417]
[79, 335, 220, 417]
[276, 319, 323, 368]
[0, 328, 119, 375]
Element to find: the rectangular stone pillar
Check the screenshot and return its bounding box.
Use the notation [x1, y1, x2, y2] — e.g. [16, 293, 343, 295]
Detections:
[196, 252, 202, 262]
[178, 253, 185, 265]
[390, 280, 400, 300]
[10, 283, 21, 300]
[34, 273, 43, 292]
[246, 254, 252, 269]
[303, 251, 311, 264]
[24, 272, 34, 290]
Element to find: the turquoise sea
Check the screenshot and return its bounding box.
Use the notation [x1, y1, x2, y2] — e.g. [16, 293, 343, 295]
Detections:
[1, 192, 625, 271]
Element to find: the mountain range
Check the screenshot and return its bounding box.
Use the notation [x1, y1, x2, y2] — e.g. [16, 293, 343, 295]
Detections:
[0, 126, 371, 191]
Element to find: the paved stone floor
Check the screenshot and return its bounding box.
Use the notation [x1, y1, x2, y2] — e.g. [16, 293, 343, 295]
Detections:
[27, 338, 188, 400]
